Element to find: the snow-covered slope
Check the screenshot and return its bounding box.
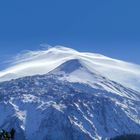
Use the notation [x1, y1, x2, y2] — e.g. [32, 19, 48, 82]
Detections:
[0, 47, 140, 140]
[0, 72, 140, 140]
[0, 46, 140, 92]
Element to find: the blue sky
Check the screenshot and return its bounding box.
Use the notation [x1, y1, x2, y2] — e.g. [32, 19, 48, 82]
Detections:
[0, 0, 140, 69]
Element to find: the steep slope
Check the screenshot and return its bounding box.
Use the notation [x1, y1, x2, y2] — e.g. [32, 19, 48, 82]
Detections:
[0, 46, 140, 92]
[0, 62, 140, 140]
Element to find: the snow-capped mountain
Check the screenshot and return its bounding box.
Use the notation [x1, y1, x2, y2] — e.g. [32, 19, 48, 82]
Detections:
[0, 47, 140, 140]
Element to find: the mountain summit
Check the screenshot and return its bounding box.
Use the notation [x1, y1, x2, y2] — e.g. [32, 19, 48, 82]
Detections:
[0, 47, 140, 140]
[50, 59, 84, 74]
[0, 46, 140, 91]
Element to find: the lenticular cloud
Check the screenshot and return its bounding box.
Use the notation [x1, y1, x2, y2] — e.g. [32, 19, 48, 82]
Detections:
[0, 46, 140, 92]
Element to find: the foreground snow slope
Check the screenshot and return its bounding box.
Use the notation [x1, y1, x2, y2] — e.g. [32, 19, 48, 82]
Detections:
[0, 72, 140, 140]
[0, 46, 140, 92]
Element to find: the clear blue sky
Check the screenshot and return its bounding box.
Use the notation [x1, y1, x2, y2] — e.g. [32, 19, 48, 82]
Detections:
[0, 0, 140, 69]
